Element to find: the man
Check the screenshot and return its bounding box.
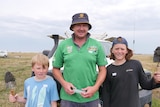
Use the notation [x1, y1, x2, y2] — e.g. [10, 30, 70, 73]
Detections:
[52, 13, 107, 107]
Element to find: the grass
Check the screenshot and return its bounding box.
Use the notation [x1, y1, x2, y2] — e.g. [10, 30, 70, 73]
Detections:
[0, 52, 37, 107]
[152, 97, 160, 107]
[0, 52, 160, 107]
[132, 54, 160, 107]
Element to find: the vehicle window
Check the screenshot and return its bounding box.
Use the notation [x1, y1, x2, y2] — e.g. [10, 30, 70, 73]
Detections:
[99, 41, 112, 57]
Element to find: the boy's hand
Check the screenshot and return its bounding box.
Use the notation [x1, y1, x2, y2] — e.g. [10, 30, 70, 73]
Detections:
[9, 94, 17, 103]
[154, 71, 160, 83]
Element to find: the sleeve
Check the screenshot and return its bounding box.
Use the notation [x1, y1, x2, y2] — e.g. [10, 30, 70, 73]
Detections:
[23, 80, 27, 99]
[52, 42, 64, 68]
[97, 42, 108, 66]
[137, 60, 160, 89]
[50, 79, 59, 101]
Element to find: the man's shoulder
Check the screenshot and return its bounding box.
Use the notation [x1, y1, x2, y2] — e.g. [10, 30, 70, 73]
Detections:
[88, 37, 100, 44]
[60, 38, 72, 45]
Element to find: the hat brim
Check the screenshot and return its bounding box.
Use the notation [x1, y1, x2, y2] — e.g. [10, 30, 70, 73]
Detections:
[70, 23, 92, 31]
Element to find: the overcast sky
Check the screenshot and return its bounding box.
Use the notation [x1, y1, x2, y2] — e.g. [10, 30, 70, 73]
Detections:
[0, 0, 160, 54]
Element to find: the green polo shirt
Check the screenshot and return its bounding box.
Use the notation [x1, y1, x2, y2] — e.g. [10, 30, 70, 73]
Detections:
[53, 37, 107, 103]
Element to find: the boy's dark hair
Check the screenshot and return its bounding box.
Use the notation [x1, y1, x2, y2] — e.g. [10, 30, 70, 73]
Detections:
[110, 36, 133, 60]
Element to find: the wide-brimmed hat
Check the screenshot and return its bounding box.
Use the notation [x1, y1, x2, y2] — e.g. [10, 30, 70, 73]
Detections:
[70, 13, 92, 31]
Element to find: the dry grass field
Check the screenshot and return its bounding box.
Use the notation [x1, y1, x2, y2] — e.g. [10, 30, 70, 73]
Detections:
[0, 52, 37, 107]
[0, 52, 160, 107]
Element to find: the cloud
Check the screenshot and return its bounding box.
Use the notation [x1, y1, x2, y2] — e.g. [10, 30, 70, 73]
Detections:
[0, 0, 160, 54]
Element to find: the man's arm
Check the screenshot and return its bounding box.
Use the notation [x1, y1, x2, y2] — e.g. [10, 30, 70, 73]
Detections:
[95, 66, 107, 90]
[52, 67, 75, 95]
[81, 66, 107, 98]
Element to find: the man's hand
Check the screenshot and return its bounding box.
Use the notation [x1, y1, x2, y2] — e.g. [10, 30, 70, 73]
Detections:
[62, 81, 75, 95]
[81, 86, 97, 98]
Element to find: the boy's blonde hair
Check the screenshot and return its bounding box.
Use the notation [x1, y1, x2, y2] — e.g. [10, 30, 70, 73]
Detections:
[31, 53, 49, 68]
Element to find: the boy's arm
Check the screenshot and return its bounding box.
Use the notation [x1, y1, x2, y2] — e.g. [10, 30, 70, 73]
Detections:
[9, 94, 26, 104]
[51, 101, 57, 107]
[16, 95, 26, 104]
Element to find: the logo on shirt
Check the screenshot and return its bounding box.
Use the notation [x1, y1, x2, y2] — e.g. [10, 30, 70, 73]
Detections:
[67, 46, 72, 53]
[112, 72, 117, 77]
[88, 46, 97, 53]
[126, 69, 133, 72]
